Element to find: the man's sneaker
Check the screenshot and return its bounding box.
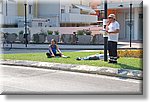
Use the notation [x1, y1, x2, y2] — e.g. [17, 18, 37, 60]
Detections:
[117, 56, 120, 59]
[108, 59, 117, 64]
[112, 61, 117, 64]
[108, 60, 113, 63]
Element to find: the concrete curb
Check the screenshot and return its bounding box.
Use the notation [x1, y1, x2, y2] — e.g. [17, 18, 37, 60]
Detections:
[0, 59, 143, 80]
[1, 47, 142, 50]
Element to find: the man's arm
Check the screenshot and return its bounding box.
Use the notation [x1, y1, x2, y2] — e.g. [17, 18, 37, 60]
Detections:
[106, 22, 120, 34]
[105, 21, 110, 31]
[107, 29, 119, 34]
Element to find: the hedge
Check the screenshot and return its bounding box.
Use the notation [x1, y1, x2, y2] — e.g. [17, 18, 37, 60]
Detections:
[117, 50, 143, 58]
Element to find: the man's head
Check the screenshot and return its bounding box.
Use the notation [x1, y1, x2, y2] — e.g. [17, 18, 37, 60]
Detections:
[108, 14, 116, 22]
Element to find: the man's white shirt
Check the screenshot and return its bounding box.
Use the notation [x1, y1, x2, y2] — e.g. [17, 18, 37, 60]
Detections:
[108, 21, 120, 42]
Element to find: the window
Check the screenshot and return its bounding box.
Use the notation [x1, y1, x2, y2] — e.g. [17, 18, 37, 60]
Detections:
[38, 23, 42, 27]
[139, 14, 143, 19]
[69, 7, 71, 13]
[0, 1, 3, 14]
[61, 9, 64, 13]
[29, 5, 32, 14]
[99, 10, 105, 21]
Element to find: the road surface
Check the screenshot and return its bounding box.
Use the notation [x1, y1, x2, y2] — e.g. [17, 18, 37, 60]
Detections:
[0, 65, 142, 95]
[1, 49, 99, 54]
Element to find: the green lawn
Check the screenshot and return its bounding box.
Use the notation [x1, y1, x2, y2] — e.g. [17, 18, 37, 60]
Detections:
[1, 52, 143, 70]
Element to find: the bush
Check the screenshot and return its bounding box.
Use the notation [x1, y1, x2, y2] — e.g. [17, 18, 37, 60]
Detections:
[12, 33, 18, 37]
[77, 30, 84, 35]
[47, 30, 53, 35]
[19, 30, 24, 35]
[4, 33, 18, 42]
[33, 34, 39, 43]
[77, 29, 92, 35]
[84, 30, 92, 35]
[117, 50, 143, 58]
[54, 30, 59, 35]
[39, 32, 47, 37]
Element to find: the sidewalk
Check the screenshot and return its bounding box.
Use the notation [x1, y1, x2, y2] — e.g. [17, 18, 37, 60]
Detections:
[1, 59, 143, 80]
[1, 41, 142, 50]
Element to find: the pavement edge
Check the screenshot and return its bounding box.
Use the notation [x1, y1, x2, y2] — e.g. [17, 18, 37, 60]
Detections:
[0, 59, 143, 80]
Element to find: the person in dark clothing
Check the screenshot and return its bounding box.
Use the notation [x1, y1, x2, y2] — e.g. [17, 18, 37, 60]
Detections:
[72, 32, 78, 44]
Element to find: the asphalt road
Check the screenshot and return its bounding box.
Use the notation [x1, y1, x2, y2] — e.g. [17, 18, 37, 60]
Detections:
[0, 65, 142, 95]
[1, 49, 98, 54]
[1, 49, 48, 54]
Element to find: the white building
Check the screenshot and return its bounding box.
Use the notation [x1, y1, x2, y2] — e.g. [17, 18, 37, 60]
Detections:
[0, 0, 98, 27]
[0, 0, 17, 27]
[97, 0, 143, 41]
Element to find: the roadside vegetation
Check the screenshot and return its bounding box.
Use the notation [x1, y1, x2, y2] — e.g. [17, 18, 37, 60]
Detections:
[2, 51, 142, 70]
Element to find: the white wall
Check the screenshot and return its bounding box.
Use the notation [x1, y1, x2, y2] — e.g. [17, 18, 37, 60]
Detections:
[61, 13, 97, 23]
[60, 0, 80, 7]
[60, 0, 91, 6]
[27, 0, 34, 19]
[0, 0, 17, 25]
[134, 7, 140, 40]
[70, 8, 80, 14]
[116, 10, 126, 40]
[4, 0, 17, 16]
[116, 7, 142, 41]
[38, 0, 60, 18]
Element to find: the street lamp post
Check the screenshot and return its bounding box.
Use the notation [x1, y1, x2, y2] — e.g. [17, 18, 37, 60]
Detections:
[129, 3, 132, 47]
[103, 0, 108, 61]
[6, 0, 8, 16]
[24, 3, 28, 47]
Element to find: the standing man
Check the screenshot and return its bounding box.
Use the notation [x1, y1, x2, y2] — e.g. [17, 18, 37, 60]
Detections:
[106, 14, 120, 63]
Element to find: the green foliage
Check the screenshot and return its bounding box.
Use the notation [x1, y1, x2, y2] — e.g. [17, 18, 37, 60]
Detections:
[77, 30, 84, 35]
[39, 32, 47, 37]
[84, 30, 92, 35]
[54, 30, 59, 35]
[77, 29, 92, 35]
[33, 33, 39, 43]
[47, 30, 53, 35]
[2, 51, 142, 70]
[12, 33, 18, 37]
[19, 30, 24, 35]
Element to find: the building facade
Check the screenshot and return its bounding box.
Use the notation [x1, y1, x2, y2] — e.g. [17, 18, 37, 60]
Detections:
[97, 0, 143, 41]
[0, 0, 98, 27]
[0, 0, 18, 27]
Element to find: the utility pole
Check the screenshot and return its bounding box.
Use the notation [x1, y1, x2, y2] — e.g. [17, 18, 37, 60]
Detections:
[24, 3, 28, 47]
[103, 0, 108, 61]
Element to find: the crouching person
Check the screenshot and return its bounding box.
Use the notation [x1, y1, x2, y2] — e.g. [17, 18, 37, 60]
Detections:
[46, 39, 63, 58]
